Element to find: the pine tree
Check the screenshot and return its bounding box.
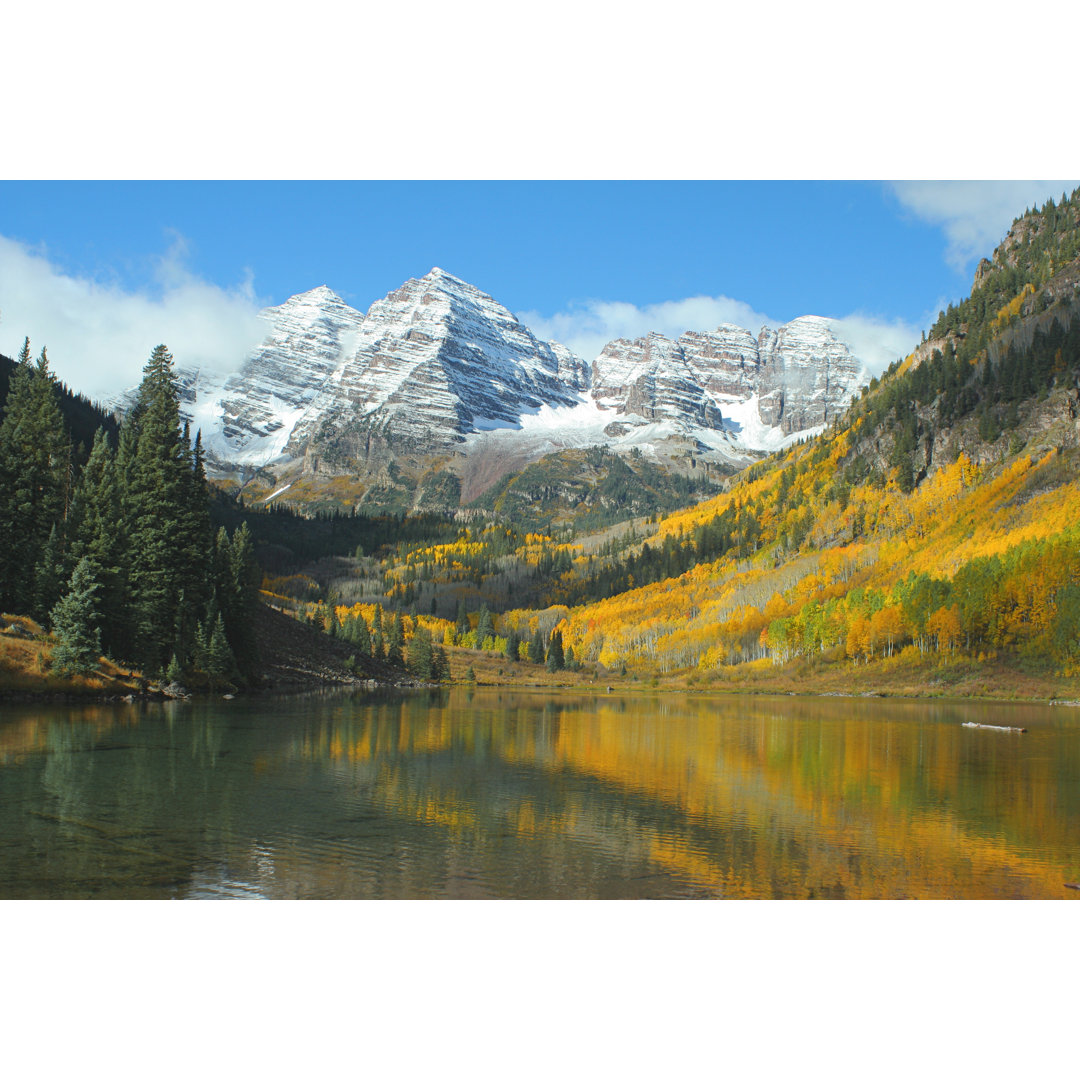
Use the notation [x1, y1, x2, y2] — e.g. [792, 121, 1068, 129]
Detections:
[505, 628, 520, 662]
[34, 524, 67, 624]
[210, 521, 260, 678]
[123, 345, 197, 672]
[431, 644, 450, 681]
[407, 625, 434, 678]
[546, 629, 565, 672]
[477, 605, 495, 647]
[193, 618, 211, 673]
[353, 614, 372, 657]
[0, 342, 70, 614]
[387, 611, 404, 666]
[206, 612, 236, 686]
[528, 628, 546, 664]
[166, 652, 184, 684]
[49, 557, 102, 677]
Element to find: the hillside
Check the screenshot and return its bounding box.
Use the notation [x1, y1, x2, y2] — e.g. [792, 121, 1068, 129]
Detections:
[296, 189, 1080, 700]
[0, 349, 120, 463]
[538, 190, 1080, 687]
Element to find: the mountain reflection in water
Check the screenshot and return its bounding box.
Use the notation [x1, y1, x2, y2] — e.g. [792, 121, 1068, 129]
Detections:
[1, 689, 1078, 899]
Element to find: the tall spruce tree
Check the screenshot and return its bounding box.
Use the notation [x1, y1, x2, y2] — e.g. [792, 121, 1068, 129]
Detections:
[477, 605, 495, 647]
[387, 611, 404, 666]
[372, 604, 386, 660]
[0, 342, 70, 614]
[123, 345, 208, 673]
[70, 428, 126, 659]
[546, 629, 565, 672]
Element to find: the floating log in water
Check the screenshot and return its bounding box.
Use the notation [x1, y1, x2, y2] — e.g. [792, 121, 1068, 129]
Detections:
[961, 721, 1027, 733]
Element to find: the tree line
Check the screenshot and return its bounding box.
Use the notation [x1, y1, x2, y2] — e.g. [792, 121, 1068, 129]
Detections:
[0, 340, 260, 685]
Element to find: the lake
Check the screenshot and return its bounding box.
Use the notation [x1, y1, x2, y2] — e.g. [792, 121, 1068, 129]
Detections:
[1, 688, 1078, 899]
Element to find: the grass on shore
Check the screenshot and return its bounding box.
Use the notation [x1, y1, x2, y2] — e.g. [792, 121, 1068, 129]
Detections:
[0, 615, 143, 697]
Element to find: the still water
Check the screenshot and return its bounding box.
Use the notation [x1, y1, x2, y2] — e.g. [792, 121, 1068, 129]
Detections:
[1, 688, 1078, 899]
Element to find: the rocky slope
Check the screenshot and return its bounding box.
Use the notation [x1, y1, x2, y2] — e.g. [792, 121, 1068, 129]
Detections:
[126, 268, 870, 497]
[591, 315, 864, 441]
[301, 268, 590, 469]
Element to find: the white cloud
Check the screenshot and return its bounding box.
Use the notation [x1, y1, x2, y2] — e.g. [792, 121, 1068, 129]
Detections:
[518, 294, 778, 364]
[0, 234, 267, 402]
[520, 294, 917, 378]
[827, 314, 921, 377]
[889, 181, 1079, 272]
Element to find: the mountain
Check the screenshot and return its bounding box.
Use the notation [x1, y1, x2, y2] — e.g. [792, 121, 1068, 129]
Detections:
[301, 268, 590, 470]
[538, 188, 1080, 681]
[329, 188, 1080, 695]
[126, 267, 868, 509]
[137, 285, 369, 468]
[590, 315, 864, 442]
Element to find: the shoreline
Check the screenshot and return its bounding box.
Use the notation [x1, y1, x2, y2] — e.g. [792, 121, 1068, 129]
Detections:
[4, 675, 1077, 709]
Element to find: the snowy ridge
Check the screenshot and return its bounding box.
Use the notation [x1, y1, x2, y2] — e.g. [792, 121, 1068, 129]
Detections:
[300, 268, 589, 452]
[169, 286, 368, 467]
[126, 269, 869, 479]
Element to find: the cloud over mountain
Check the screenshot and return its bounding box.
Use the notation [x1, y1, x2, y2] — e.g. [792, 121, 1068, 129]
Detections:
[0, 233, 266, 401]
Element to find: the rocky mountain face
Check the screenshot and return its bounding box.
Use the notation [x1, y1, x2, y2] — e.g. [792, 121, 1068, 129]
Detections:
[301, 268, 590, 469]
[591, 315, 864, 439]
[144, 268, 868, 493]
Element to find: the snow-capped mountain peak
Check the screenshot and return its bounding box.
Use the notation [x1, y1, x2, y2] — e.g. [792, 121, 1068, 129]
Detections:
[137, 270, 868, 486]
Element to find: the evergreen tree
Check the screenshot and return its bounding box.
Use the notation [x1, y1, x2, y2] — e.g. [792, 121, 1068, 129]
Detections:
[477, 605, 495, 647]
[218, 520, 260, 673]
[528, 627, 546, 664]
[206, 612, 236, 686]
[431, 644, 450, 681]
[34, 524, 67, 624]
[193, 618, 211, 673]
[546, 629, 565, 672]
[369, 602, 385, 660]
[166, 652, 184, 684]
[49, 557, 101, 677]
[387, 611, 404, 666]
[505, 628, 520, 662]
[123, 345, 199, 672]
[0, 342, 70, 614]
[353, 614, 372, 657]
[407, 624, 434, 678]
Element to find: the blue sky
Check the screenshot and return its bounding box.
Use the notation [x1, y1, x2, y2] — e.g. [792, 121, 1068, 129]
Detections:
[3, 180, 1076, 400]
[1, 181, 958, 318]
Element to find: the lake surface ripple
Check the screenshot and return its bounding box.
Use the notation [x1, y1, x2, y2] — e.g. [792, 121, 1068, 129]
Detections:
[2, 688, 1078, 899]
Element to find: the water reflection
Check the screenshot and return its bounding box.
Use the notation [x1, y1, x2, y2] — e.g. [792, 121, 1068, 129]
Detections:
[1, 691, 1078, 898]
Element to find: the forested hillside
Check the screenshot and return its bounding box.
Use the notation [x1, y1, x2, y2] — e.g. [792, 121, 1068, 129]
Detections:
[302, 189, 1080, 694]
[8, 191, 1080, 698]
[0, 341, 261, 689]
[542, 190, 1080, 682]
